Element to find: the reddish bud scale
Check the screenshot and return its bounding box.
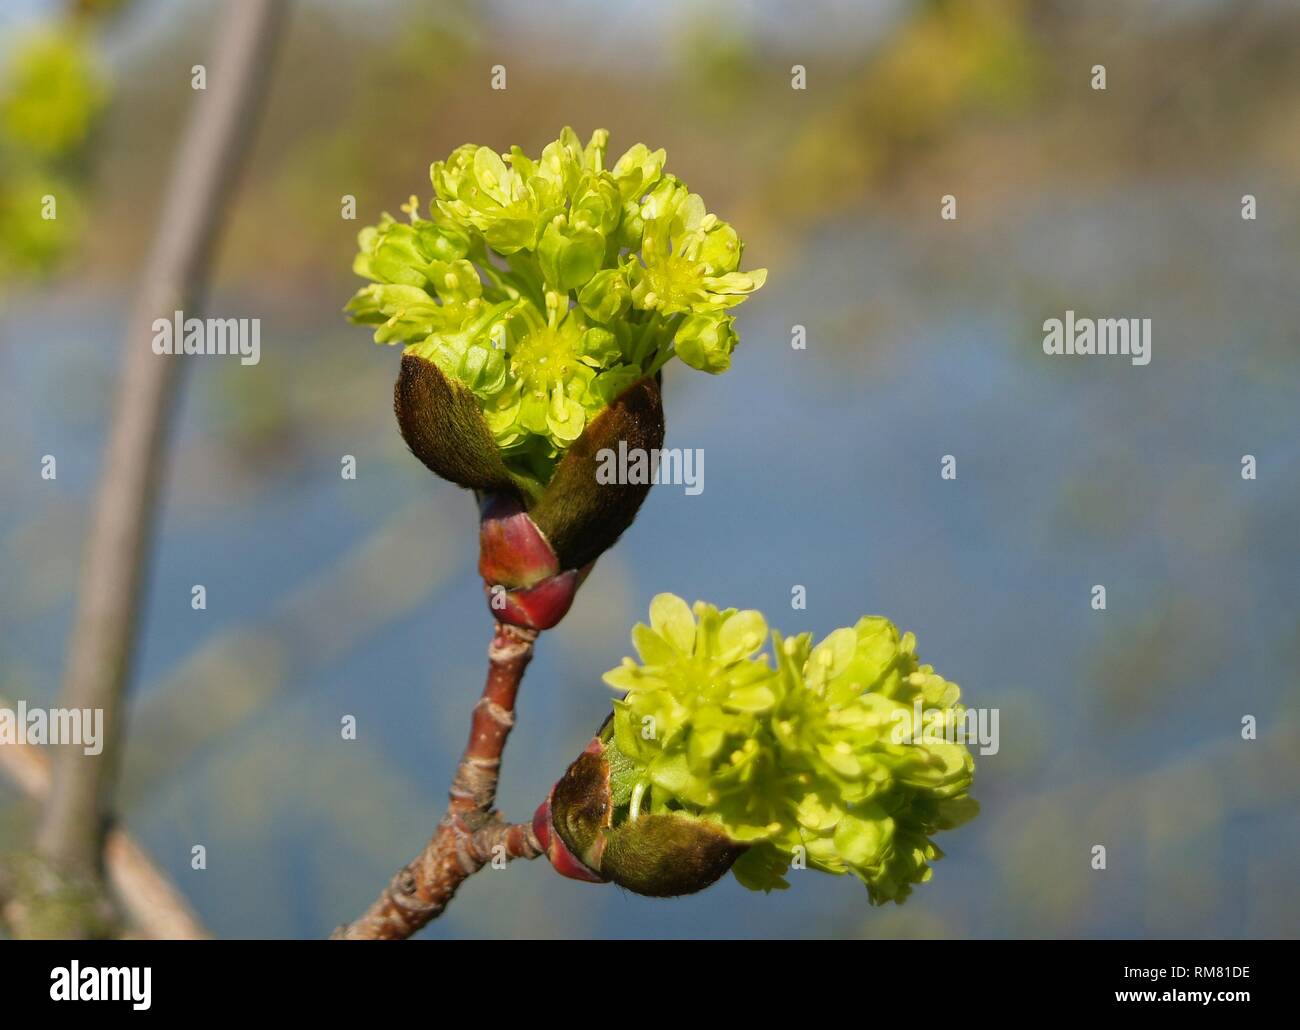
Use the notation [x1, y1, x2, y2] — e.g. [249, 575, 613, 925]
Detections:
[394, 356, 664, 632]
[482, 569, 578, 631]
[479, 494, 596, 630]
[532, 795, 606, 884]
[477, 494, 559, 587]
[538, 734, 746, 897]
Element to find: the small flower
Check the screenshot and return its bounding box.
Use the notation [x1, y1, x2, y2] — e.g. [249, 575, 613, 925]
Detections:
[626, 176, 767, 323]
[672, 312, 739, 374]
[538, 596, 979, 902]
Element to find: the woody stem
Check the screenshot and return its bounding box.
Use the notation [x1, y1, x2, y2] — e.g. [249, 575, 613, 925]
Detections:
[331, 622, 542, 940]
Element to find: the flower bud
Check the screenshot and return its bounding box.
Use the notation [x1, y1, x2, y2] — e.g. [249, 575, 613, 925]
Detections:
[476, 493, 581, 631]
[532, 795, 606, 883]
[536, 735, 745, 897]
[482, 568, 585, 631]
[538, 222, 605, 293]
[394, 353, 519, 497]
[577, 268, 631, 324]
[601, 814, 745, 898]
[528, 374, 664, 571]
[396, 354, 663, 630]
[674, 312, 739, 374]
[477, 494, 558, 588]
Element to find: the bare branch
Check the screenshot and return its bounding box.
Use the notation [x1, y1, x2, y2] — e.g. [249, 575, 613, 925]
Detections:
[1, 720, 208, 939]
[333, 623, 544, 940]
[103, 831, 210, 941]
[36, 0, 290, 881]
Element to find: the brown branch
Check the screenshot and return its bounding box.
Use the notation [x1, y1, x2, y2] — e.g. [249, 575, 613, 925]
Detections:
[332, 622, 544, 940]
[0, 725, 208, 939]
[36, 0, 289, 887]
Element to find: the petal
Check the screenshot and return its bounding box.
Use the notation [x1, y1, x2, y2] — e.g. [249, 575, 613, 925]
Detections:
[648, 593, 697, 654]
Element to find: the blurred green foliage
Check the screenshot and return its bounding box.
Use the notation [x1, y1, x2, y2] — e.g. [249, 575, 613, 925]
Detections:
[771, 0, 1042, 217]
[0, 23, 106, 280]
[1, 28, 104, 158]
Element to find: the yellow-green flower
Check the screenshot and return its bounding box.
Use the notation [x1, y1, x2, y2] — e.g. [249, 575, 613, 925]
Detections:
[597, 595, 979, 903]
[347, 128, 767, 484]
[628, 176, 767, 318]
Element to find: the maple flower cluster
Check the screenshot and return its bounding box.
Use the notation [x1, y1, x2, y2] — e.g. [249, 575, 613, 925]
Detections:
[347, 127, 766, 489]
[539, 595, 979, 903]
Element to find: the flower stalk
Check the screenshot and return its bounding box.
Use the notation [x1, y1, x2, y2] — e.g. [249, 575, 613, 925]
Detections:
[333, 622, 543, 940]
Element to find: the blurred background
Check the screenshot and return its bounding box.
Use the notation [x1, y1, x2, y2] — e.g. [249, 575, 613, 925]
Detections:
[1, 0, 1298, 939]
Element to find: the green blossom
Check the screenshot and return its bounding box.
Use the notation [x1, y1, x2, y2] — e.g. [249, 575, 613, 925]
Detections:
[627, 176, 766, 320]
[600, 594, 979, 903]
[347, 127, 766, 484]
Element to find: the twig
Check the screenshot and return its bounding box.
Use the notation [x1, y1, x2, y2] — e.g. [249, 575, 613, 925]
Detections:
[0, 725, 208, 939]
[332, 622, 544, 939]
[102, 832, 210, 941]
[36, 0, 289, 882]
